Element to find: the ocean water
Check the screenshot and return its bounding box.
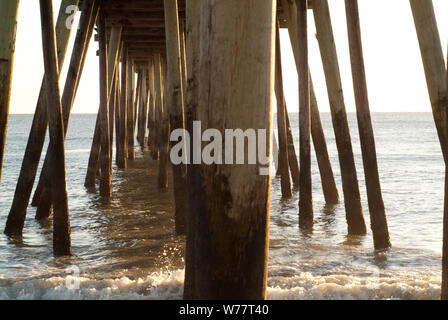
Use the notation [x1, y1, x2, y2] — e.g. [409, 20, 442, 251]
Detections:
[0, 113, 444, 300]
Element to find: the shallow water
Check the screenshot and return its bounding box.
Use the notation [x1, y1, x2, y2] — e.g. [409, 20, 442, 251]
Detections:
[0, 113, 444, 300]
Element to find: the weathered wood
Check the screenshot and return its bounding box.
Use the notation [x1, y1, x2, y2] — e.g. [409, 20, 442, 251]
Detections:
[84, 24, 122, 190]
[148, 58, 157, 155]
[183, 0, 201, 299]
[39, 0, 71, 256]
[274, 22, 292, 199]
[35, 0, 98, 219]
[297, 0, 313, 228]
[409, 0, 448, 162]
[85, 112, 101, 188]
[0, 0, 20, 183]
[135, 70, 143, 144]
[312, 0, 366, 234]
[443, 163, 448, 300]
[138, 69, 148, 148]
[410, 0, 448, 299]
[126, 60, 135, 160]
[310, 77, 339, 204]
[345, 0, 390, 249]
[164, 0, 188, 234]
[179, 20, 188, 104]
[116, 45, 128, 169]
[443, 47, 448, 301]
[185, 0, 276, 299]
[157, 55, 170, 191]
[98, 13, 111, 198]
[4, 0, 78, 235]
[109, 66, 117, 162]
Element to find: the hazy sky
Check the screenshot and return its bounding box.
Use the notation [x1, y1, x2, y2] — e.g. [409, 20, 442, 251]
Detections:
[8, 0, 448, 114]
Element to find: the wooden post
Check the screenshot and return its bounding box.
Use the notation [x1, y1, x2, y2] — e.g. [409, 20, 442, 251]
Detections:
[443, 162, 448, 300]
[297, 0, 313, 228]
[158, 55, 170, 191]
[164, 0, 189, 234]
[126, 60, 135, 160]
[84, 24, 122, 190]
[39, 0, 71, 256]
[97, 13, 111, 198]
[185, 0, 276, 299]
[183, 0, 201, 298]
[312, 0, 366, 234]
[345, 0, 390, 249]
[116, 45, 128, 169]
[443, 48, 448, 301]
[135, 70, 143, 145]
[85, 111, 101, 188]
[109, 67, 117, 162]
[4, 0, 78, 235]
[0, 0, 20, 183]
[310, 77, 339, 204]
[138, 68, 148, 148]
[274, 22, 292, 198]
[410, 0, 448, 299]
[34, 0, 98, 219]
[409, 0, 448, 161]
[148, 58, 157, 155]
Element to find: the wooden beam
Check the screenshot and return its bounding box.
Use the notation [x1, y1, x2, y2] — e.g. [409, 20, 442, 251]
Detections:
[312, 0, 366, 234]
[345, 0, 390, 249]
[0, 0, 20, 183]
[164, 0, 188, 234]
[5, 0, 79, 235]
[39, 0, 71, 256]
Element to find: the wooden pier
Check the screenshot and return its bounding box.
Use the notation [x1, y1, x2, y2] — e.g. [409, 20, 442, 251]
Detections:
[0, 0, 446, 300]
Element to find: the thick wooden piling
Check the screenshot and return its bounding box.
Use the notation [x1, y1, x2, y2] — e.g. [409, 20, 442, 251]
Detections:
[39, 0, 71, 256]
[116, 46, 128, 169]
[35, 0, 98, 219]
[345, 0, 390, 249]
[126, 60, 135, 160]
[409, 0, 448, 299]
[183, 0, 201, 299]
[274, 23, 292, 199]
[409, 0, 448, 161]
[97, 13, 111, 198]
[312, 0, 366, 234]
[297, 0, 313, 228]
[164, 0, 189, 234]
[185, 0, 276, 299]
[5, 0, 78, 235]
[157, 55, 170, 191]
[0, 0, 20, 183]
[310, 78, 340, 204]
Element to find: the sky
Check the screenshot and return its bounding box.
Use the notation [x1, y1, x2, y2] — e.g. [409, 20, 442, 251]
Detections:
[8, 0, 448, 114]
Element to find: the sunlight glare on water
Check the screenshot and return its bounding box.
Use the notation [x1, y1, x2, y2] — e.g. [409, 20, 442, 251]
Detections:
[0, 113, 444, 299]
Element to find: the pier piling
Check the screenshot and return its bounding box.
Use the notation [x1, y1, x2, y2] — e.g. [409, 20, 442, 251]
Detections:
[0, 0, 20, 183]
[312, 0, 366, 234]
[39, 0, 71, 256]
